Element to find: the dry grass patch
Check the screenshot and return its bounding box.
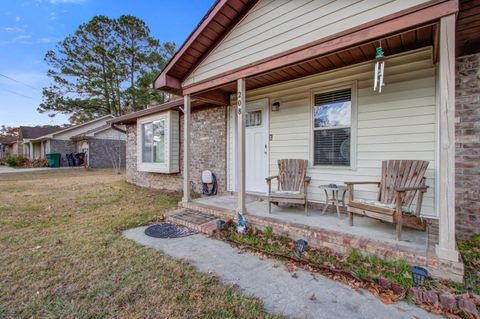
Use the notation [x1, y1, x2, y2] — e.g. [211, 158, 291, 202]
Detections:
[0, 169, 278, 319]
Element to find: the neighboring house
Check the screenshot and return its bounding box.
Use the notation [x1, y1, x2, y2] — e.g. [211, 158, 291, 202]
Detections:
[111, 0, 479, 282]
[0, 136, 17, 159]
[70, 124, 126, 168]
[19, 126, 64, 159]
[24, 115, 126, 168]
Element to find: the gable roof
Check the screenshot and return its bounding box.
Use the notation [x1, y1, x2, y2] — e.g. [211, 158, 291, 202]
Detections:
[155, 0, 458, 96]
[0, 136, 17, 145]
[71, 124, 118, 140]
[19, 126, 63, 139]
[29, 115, 114, 141]
[154, 0, 257, 94]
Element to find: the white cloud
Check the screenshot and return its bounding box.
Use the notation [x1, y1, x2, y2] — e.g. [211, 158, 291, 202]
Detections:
[0, 35, 57, 45]
[36, 37, 55, 43]
[49, 0, 86, 4]
[2, 26, 24, 32]
[15, 35, 32, 40]
[15, 16, 22, 22]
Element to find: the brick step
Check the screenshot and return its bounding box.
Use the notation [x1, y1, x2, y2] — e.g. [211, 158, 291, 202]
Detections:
[166, 209, 220, 235]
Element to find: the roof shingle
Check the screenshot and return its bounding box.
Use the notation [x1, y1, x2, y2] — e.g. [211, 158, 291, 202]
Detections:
[19, 126, 63, 139]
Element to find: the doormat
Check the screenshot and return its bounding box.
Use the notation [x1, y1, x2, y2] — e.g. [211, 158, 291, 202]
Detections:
[168, 209, 217, 225]
[144, 223, 196, 238]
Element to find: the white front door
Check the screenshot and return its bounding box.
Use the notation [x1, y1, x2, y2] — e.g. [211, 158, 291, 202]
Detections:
[245, 99, 269, 193]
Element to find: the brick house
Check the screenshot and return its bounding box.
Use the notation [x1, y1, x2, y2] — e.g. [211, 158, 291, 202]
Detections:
[111, 0, 479, 282]
[23, 115, 126, 168]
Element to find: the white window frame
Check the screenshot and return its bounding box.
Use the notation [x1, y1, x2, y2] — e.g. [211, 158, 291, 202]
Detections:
[137, 111, 178, 173]
[310, 81, 357, 170]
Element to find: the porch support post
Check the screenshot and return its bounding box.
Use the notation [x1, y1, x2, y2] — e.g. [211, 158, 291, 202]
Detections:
[29, 143, 33, 160]
[435, 14, 459, 262]
[182, 94, 191, 203]
[236, 78, 246, 214]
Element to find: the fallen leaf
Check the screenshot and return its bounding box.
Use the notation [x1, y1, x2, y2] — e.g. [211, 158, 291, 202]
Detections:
[271, 263, 279, 268]
[395, 306, 407, 312]
[284, 263, 297, 273]
[309, 293, 317, 301]
[380, 294, 394, 304]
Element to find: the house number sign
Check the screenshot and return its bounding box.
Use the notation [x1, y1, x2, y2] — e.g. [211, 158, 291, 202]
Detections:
[237, 91, 242, 115]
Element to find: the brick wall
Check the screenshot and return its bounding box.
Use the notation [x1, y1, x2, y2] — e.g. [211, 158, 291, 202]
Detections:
[125, 105, 227, 194]
[50, 139, 76, 167]
[455, 53, 480, 239]
[88, 139, 126, 169]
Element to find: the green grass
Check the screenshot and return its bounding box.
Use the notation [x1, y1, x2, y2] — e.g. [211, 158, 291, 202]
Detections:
[0, 169, 279, 319]
[457, 234, 480, 295]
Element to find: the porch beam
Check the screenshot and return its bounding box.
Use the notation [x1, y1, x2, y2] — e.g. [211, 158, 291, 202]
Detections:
[183, 0, 458, 95]
[236, 78, 246, 214]
[154, 73, 182, 95]
[435, 14, 459, 262]
[193, 90, 230, 106]
[182, 94, 191, 203]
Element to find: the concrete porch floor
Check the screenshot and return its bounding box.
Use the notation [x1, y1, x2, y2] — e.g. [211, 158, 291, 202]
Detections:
[193, 195, 427, 252]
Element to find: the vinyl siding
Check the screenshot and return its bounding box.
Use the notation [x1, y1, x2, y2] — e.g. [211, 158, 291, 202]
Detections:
[227, 48, 438, 217]
[184, 0, 431, 87]
[53, 118, 112, 140]
[94, 127, 126, 140]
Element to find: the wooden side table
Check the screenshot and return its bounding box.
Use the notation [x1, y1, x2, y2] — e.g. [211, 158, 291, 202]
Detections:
[318, 184, 347, 218]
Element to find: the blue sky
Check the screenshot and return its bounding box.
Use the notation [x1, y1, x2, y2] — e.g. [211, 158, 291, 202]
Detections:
[0, 0, 215, 127]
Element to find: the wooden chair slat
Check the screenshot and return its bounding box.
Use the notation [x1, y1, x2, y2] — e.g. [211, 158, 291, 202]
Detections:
[348, 159, 429, 241]
[267, 159, 310, 215]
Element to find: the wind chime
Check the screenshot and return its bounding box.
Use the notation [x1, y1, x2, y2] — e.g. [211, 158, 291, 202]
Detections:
[373, 42, 385, 93]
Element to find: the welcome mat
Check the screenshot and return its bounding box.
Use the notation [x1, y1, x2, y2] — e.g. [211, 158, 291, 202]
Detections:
[168, 209, 217, 225]
[144, 223, 196, 238]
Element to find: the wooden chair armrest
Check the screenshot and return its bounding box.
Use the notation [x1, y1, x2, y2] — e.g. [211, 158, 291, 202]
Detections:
[344, 181, 381, 186]
[344, 181, 380, 202]
[395, 186, 429, 192]
[265, 176, 278, 182]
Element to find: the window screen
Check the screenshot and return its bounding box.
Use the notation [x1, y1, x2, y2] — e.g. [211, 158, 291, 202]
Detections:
[313, 88, 351, 166]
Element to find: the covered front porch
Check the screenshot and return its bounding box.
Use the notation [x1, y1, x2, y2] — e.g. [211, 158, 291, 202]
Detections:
[155, 1, 463, 281]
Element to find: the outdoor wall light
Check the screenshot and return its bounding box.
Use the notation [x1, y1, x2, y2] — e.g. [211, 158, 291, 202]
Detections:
[295, 239, 308, 258]
[271, 101, 281, 112]
[411, 266, 428, 286]
[216, 219, 225, 230]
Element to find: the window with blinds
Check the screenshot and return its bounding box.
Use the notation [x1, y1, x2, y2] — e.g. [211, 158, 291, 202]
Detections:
[313, 88, 352, 166]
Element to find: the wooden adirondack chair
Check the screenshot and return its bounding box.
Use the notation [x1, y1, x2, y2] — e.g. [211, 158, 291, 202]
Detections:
[266, 159, 311, 215]
[345, 160, 429, 241]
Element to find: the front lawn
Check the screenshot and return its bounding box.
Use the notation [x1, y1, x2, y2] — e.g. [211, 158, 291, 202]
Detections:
[0, 169, 278, 318]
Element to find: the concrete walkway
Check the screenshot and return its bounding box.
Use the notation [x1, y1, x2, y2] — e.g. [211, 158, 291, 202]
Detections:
[0, 166, 81, 174]
[124, 227, 439, 319]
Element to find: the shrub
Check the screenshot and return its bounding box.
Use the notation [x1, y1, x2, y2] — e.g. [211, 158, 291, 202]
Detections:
[5, 155, 28, 167]
[4, 155, 47, 168]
